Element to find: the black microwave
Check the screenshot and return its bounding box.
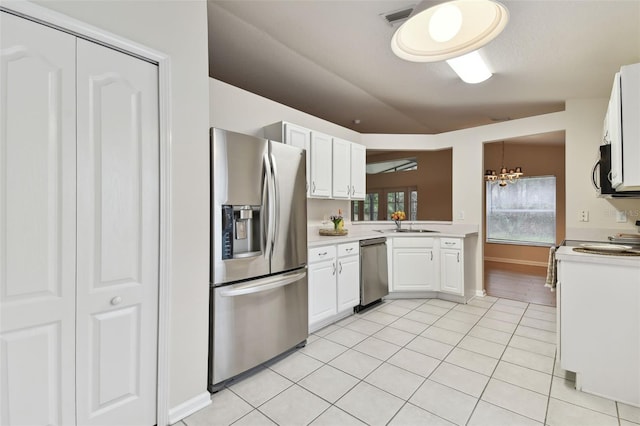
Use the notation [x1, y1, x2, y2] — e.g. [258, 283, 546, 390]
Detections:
[592, 144, 640, 198]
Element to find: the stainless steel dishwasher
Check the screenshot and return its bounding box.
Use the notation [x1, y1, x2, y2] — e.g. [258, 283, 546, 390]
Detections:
[356, 237, 389, 312]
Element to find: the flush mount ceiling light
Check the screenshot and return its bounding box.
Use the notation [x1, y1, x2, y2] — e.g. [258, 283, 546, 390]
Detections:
[391, 0, 509, 62]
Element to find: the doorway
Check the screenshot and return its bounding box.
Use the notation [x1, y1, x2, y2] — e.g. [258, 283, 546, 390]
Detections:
[482, 132, 565, 306]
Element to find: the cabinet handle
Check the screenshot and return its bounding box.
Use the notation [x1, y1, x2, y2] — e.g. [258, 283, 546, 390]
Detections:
[430, 251, 433, 261]
[339, 261, 343, 274]
[457, 252, 460, 262]
[332, 262, 336, 276]
[445, 241, 455, 246]
[312, 181, 316, 193]
[318, 251, 327, 256]
[345, 247, 353, 252]
[111, 296, 122, 306]
[347, 184, 350, 194]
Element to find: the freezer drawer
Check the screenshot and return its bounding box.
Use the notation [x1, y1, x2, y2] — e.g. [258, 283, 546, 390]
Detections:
[209, 269, 308, 390]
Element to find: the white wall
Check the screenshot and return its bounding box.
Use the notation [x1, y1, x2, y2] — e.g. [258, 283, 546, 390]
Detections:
[33, 0, 212, 413]
[211, 78, 640, 295]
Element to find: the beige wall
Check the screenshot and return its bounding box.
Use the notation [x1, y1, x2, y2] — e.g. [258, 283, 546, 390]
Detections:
[366, 150, 453, 221]
[483, 141, 566, 265]
[33, 0, 212, 412]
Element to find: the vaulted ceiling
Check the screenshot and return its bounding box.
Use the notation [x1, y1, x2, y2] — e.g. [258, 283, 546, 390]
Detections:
[208, 1, 640, 134]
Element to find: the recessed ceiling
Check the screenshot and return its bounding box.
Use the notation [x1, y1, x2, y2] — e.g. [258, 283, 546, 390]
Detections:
[207, 1, 640, 134]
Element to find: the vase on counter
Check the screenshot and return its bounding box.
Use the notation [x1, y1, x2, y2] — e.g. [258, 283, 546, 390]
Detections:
[395, 220, 402, 230]
[334, 219, 344, 231]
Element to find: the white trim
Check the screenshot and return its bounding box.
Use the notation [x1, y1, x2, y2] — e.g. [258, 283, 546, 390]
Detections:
[484, 256, 548, 267]
[0, 2, 173, 425]
[167, 392, 212, 425]
[475, 289, 487, 297]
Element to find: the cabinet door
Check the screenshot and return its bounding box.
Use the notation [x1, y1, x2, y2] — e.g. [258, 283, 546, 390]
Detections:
[350, 143, 366, 200]
[332, 138, 351, 199]
[76, 39, 158, 426]
[440, 249, 462, 294]
[308, 259, 337, 327]
[0, 12, 77, 426]
[392, 248, 437, 291]
[284, 123, 311, 196]
[310, 132, 332, 198]
[337, 255, 360, 312]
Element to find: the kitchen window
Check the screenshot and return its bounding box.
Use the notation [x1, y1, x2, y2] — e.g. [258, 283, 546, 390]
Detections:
[352, 187, 417, 221]
[486, 176, 556, 246]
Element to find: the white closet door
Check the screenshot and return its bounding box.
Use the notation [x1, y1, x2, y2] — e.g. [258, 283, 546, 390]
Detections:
[75, 39, 159, 426]
[0, 12, 77, 426]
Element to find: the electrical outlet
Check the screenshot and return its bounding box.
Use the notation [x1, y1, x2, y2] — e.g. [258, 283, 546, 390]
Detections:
[580, 210, 589, 222]
[616, 210, 627, 223]
[457, 210, 465, 220]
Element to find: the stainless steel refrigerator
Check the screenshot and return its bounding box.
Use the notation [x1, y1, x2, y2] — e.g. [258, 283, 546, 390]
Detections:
[209, 128, 308, 392]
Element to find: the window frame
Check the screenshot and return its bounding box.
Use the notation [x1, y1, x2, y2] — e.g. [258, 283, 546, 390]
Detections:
[485, 175, 557, 247]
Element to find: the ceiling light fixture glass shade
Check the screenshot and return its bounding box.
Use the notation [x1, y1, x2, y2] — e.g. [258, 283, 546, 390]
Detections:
[391, 0, 509, 63]
[446, 51, 492, 83]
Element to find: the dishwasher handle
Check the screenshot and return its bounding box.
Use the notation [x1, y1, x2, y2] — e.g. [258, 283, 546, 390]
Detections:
[360, 237, 387, 247]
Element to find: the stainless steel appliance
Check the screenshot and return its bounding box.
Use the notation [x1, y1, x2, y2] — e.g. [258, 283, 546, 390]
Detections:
[209, 128, 308, 392]
[356, 237, 388, 312]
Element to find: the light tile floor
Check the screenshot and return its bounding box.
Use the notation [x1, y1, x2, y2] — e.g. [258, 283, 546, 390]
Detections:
[182, 297, 640, 426]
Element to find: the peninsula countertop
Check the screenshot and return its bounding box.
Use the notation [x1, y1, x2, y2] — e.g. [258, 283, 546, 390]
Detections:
[307, 222, 479, 248]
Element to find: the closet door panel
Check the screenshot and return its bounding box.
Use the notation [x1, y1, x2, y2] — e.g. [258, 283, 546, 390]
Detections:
[0, 12, 76, 426]
[76, 39, 159, 426]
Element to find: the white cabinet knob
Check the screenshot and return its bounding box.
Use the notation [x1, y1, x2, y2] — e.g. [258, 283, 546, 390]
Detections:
[111, 296, 123, 306]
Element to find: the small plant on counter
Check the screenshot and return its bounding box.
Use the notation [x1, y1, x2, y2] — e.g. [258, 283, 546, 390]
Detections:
[330, 209, 344, 231]
[391, 210, 406, 229]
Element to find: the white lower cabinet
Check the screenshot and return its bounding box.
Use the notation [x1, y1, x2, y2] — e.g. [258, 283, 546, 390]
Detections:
[308, 242, 360, 332]
[389, 235, 476, 301]
[391, 238, 438, 292]
[440, 238, 463, 294]
[337, 243, 360, 311]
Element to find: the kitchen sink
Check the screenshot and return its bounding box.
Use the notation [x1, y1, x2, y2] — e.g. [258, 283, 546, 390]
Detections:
[376, 228, 439, 233]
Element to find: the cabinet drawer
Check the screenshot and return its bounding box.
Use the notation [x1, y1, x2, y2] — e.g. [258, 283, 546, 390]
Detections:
[309, 245, 336, 263]
[338, 242, 359, 257]
[440, 238, 462, 249]
[393, 237, 435, 248]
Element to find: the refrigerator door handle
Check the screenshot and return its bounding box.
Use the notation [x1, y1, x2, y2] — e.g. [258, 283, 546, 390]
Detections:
[219, 270, 307, 297]
[270, 152, 279, 254]
[263, 152, 274, 260]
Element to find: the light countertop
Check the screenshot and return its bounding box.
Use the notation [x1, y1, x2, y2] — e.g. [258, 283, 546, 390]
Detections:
[556, 245, 640, 267]
[307, 222, 479, 248]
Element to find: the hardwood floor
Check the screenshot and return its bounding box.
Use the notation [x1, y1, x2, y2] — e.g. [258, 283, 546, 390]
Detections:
[484, 260, 556, 307]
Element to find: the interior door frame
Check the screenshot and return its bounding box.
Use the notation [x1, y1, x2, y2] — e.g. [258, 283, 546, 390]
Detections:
[0, 2, 173, 425]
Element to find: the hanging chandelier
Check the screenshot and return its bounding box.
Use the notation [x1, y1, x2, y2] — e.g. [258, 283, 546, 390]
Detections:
[485, 141, 523, 186]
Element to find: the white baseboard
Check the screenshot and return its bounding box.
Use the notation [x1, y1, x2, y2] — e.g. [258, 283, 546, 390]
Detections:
[484, 257, 548, 267]
[168, 391, 211, 425]
[475, 289, 487, 297]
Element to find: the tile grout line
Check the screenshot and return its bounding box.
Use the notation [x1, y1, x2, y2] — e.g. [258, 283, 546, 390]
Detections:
[214, 296, 625, 426]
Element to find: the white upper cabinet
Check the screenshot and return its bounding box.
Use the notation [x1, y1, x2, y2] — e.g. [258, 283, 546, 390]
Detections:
[332, 138, 351, 199]
[265, 122, 311, 196]
[310, 131, 333, 198]
[620, 63, 640, 191]
[607, 63, 640, 191]
[264, 122, 366, 200]
[350, 143, 366, 200]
